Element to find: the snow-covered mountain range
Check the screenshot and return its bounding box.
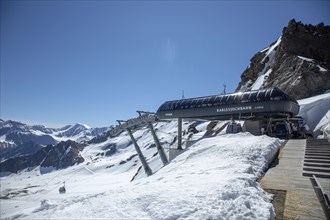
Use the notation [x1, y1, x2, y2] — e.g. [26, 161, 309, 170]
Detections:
[0, 120, 108, 145]
[0, 120, 109, 160]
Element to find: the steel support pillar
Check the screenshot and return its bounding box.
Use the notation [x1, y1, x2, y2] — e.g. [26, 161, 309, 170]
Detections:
[177, 118, 183, 150]
[146, 121, 168, 166]
[126, 128, 152, 176]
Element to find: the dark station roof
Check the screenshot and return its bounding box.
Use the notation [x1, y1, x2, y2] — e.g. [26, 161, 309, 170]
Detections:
[157, 87, 297, 112]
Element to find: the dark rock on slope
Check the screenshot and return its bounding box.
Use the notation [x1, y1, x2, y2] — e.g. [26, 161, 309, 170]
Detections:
[0, 141, 42, 161]
[0, 140, 85, 174]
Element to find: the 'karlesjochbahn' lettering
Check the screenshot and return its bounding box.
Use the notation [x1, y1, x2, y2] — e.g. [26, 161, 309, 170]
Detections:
[216, 106, 252, 112]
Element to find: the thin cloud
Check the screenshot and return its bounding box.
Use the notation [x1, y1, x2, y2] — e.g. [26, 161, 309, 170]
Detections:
[163, 38, 176, 63]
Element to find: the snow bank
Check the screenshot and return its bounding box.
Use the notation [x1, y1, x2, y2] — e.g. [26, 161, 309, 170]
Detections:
[1, 133, 281, 220]
[298, 92, 330, 133]
[251, 68, 272, 91]
[314, 110, 330, 140]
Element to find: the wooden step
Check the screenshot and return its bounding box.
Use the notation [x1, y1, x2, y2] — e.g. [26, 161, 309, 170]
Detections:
[305, 150, 330, 154]
[302, 171, 330, 179]
[305, 152, 330, 157]
[304, 162, 330, 168]
[304, 159, 330, 164]
[307, 139, 330, 145]
[305, 147, 330, 151]
[303, 166, 330, 173]
[304, 156, 330, 160]
[306, 146, 330, 149]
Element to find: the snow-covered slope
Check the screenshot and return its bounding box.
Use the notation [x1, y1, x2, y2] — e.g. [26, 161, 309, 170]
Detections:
[52, 123, 108, 143]
[314, 110, 330, 139]
[298, 92, 330, 134]
[1, 120, 282, 220]
[240, 37, 282, 92]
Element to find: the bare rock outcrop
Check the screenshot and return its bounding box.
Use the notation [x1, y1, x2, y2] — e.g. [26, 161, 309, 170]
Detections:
[236, 19, 330, 100]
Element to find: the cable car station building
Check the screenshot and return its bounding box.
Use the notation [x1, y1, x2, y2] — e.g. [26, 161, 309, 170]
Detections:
[157, 87, 302, 138]
[110, 87, 303, 176]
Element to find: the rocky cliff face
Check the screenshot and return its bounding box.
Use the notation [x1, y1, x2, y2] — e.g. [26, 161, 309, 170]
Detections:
[236, 19, 330, 100]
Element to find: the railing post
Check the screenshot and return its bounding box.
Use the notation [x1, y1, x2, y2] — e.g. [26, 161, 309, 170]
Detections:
[126, 128, 152, 176]
[178, 118, 183, 150]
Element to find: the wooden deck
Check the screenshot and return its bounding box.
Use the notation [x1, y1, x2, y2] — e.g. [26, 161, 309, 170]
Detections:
[260, 139, 330, 220]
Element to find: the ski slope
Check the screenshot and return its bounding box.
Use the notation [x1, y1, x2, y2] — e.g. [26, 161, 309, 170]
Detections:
[1, 90, 329, 219]
[1, 125, 281, 219]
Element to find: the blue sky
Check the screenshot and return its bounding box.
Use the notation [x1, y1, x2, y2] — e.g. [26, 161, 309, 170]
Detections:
[1, 0, 329, 128]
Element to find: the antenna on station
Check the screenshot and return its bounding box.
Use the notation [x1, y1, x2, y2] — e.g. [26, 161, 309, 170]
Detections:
[223, 84, 227, 94]
[182, 90, 185, 99]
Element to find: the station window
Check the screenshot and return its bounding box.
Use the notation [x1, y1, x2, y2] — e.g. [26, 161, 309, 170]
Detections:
[167, 102, 174, 111]
[190, 99, 198, 108]
[225, 95, 235, 105]
[201, 97, 212, 107]
[263, 89, 271, 101]
[248, 91, 258, 102]
[212, 96, 221, 106]
[270, 89, 284, 101]
[207, 96, 216, 106]
[219, 95, 227, 105]
[233, 94, 242, 104]
[241, 93, 250, 103]
[256, 90, 263, 101]
[196, 99, 203, 108]
[182, 99, 191, 109]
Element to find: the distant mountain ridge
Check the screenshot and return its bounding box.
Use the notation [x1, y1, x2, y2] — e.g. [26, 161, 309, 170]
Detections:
[0, 120, 108, 144]
[236, 19, 330, 99]
[0, 119, 109, 161]
[0, 140, 85, 174]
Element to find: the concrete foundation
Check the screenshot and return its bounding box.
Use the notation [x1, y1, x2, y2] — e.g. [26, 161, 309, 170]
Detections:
[169, 148, 184, 161]
[243, 120, 262, 135]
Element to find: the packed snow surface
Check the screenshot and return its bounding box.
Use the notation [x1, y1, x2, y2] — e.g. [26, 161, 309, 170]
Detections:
[298, 92, 330, 131]
[314, 110, 330, 139]
[1, 132, 281, 220]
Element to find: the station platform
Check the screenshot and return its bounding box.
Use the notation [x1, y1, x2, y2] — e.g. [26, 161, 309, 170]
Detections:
[260, 139, 330, 220]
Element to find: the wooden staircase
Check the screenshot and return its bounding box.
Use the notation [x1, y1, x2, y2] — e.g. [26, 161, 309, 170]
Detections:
[303, 139, 330, 179]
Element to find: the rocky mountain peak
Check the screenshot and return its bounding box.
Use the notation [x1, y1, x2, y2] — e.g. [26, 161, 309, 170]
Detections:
[281, 19, 330, 68]
[236, 19, 330, 100]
